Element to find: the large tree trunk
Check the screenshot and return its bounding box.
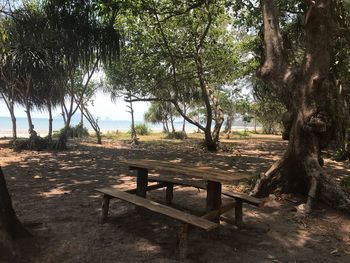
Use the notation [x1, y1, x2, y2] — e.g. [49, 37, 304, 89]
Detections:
[253, 0, 350, 214]
[0, 166, 30, 239]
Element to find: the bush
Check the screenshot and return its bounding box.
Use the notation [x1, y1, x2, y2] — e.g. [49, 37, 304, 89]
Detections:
[165, 131, 187, 140]
[133, 123, 150, 135]
[53, 123, 89, 139]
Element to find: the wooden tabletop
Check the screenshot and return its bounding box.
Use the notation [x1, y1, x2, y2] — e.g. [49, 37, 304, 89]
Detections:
[119, 159, 252, 184]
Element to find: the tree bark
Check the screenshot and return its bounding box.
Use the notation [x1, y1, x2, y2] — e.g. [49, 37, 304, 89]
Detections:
[1, 91, 17, 140]
[25, 101, 34, 135]
[80, 105, 102, 145]
[253, 0, 350, 214]
[170, 115, 176, 133]
[47, 101, 53, 142]
[128, 99, 138, 144]
[225, 113, 234, 138]
[182, 103, 187, 132]
[0, 166, 30, 239]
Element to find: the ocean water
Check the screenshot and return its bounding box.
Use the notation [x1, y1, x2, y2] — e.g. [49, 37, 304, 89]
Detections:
[0, 116, 194, 137]
[0, 116, 254, 137]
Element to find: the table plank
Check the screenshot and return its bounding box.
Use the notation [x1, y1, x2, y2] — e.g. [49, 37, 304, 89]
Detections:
[119, 159, 252, 184]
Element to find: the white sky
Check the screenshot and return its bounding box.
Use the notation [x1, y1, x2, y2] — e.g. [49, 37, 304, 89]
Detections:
[0, 91, 149, 121]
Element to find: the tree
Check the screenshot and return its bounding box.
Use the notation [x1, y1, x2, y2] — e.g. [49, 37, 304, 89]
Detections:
[252, 0, 350, 214]
[144, 101, 179, 133]
[44, 0, 119, 149]
[115, 0, 245, 151]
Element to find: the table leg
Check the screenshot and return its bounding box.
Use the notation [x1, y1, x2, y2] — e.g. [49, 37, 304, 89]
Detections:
[166, 183, 174, 205]
[206, 181, 222, 223]
[136, 168, 148, 198]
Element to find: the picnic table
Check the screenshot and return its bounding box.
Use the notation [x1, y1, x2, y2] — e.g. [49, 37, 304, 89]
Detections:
[96, 159, 261, 259]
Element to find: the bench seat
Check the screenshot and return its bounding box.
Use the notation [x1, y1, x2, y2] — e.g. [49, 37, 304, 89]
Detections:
[96, 187, 219, 231]
[148, 176, 262, 206]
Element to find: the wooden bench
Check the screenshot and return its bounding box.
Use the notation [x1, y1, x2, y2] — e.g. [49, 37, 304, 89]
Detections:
[96, 187, 220, 259]
[147, 176, 262, 225]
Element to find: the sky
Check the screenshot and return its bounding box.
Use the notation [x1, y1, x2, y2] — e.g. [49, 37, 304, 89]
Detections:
[0, 91, 150, 121]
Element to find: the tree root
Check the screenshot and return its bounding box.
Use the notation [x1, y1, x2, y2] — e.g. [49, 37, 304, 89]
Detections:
[251, 155, 287, 197]
[252, 156, 350, 215]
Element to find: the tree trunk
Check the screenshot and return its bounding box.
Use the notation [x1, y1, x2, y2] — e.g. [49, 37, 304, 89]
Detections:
[253, 0, 350, 214]
[164, 120, 170, 133]
[170, 116, 176, 133]
[0, 166, 30, 239]
[162, 121, 168, 133]
[197, 108, 201, 133]
[182, 104, 187, 132]
[61, 104, 67, 126]
[80, 103, 84, 126]
[25, 102, 34, 135]
[81, 106, 102, 145]
[1, 90, 17, 140]
[254, 115, 257, 133]
[225, 113, 234, 138]
[129, 100, 138, 144]
[48, 101, 53, 142]
[55, 114, 71, 150]
[10, 113, 17, 140]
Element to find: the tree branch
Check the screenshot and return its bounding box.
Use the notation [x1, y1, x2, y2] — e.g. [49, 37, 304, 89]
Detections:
[257, 0, 295, 106]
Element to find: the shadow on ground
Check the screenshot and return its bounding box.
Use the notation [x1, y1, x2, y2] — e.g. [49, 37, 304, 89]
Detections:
[1, 139, 349, 263]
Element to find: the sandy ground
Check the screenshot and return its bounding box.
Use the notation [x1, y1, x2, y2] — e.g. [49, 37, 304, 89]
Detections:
[0, 136, 350, 263]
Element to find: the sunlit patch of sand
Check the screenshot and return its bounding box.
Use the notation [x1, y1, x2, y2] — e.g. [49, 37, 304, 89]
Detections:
[39, 187, 71, 197]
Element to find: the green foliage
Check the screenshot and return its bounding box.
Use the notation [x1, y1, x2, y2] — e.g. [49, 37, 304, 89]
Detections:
[252, 98, 285, 134]
[133, 123, 150, 136]
[165, 131, 187, 140]
[53, 123, 89, 139]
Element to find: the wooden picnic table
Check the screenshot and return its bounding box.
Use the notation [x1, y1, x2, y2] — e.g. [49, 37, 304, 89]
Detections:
[119, 159, 253, 223]
[96, 158, 260, 259]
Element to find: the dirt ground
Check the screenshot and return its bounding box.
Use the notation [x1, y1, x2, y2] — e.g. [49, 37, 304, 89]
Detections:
[1, 135, 350, 263]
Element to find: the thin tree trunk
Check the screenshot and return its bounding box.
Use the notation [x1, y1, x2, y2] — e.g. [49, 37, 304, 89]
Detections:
[164, 120, 170, 133]
[170, 116, 176, 133]
[25, 101, 34, 135]
[10, 113, 16, 140]
[48, 101, 53, 142]
[80, 103, 84, 126]
[182, 104, 186, 132]
[129, 99, 138, 144]
[61, 103, 67, 126]
[1, 90, 17, 140]
[225, 113, 234, 138]
[80, 106, 102, 144]
[197, 108, 201, 133]
[162, 121, 167, 133]
[254, 115, 257, 133]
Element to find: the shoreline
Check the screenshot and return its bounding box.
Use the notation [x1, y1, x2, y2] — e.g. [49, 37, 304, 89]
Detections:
[0, 126, 258, 139]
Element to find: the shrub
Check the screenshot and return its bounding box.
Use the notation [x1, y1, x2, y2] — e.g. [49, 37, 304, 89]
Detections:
[165, 131, 187, 140]
[133, 123, 150, 135]
[53, 123, 89, 139]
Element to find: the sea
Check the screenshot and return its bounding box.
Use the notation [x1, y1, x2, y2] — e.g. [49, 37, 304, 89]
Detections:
[0, 116, 255, 138]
